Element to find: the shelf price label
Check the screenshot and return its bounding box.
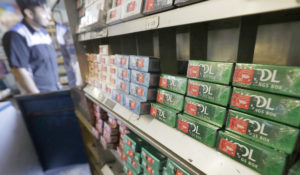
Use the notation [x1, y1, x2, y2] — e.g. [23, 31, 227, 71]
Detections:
[145, 16, 159, 30]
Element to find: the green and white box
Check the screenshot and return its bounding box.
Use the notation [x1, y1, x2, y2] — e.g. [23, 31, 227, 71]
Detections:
[150, 103, 179, 128]
[127, 156, 143, 174]
[226, 110, 300, 154]
[156, 89, 184, 111]
[187, 79, 232, 107]
[159, 74, 187, 95]
[230, 87, 300, 127]
[217, 131, 287, 175]
[184, 97, 227, 127]
[187, 60, 234, 85]
[233, 63, 300, 97]
[176, 114, 218, 147]
[165, 158, 190, 175]
[123, 132, 145, 152]
[141, 146, 167, 171]
[141, 159, 161, 175]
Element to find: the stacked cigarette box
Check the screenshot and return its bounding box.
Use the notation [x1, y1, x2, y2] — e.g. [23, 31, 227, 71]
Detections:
[141, 145, 167, 175]
[143, 0, 174, 15]
[150, 74, 186, 127]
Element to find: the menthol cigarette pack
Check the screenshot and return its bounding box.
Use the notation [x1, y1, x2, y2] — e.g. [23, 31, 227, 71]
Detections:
[123, 132, 145, 152]
[159, 74, 187, 95]
[129, 55, 160, 72]
[165, 158, 190, 175]
[187, 79, 232, 107]
[111, 89, 125, 105]
[117, 67, 131, 81]
[217, 131, 287, 175]
[226, 110, 299, 154]
[143, 0, 173, 15]
[176, 114, 218, 147]
[141, 159, 161, 175]
[124, 94, 151, 115]
[116, 78, 130, 94]
[150, 103, 179, 128]
[289, 159, 300, 175]
[187, 60, 234, 85]
[141, 146, 167, 171]
[124, 162, 141, 175]
[131, 70, 160, 87]
[184, 97, 227, 127]
[121, 0, 143, 20]
[233, 63, 300, 97]
[156, 89, 184, 111]
[127, 156, 143, 174]
[230, 87, 300, 127]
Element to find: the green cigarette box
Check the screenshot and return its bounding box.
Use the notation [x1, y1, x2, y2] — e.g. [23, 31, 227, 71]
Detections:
[141, 159, 161, 175]
[123, 133, 145, 152]
[288, 159, 300, 175]
[233, 63, 300, 97]
[150, 103, 179, 128]
[176, 114, 219, 147]
[141, 146, 167, 171]
[187, 60, 234, 85]
[165, 158, 190, 175]
[184, 97, 227, 127]
[230, 87, 300, 127]
[124, 162, 141, 175]
[159, 74, 187, 95]
[226, 110, 300, 154]
[217, 131, 287, 175]
[156, 89, 184, 111]
[127, 156, 143, 174]
[187, 79, 232, 107]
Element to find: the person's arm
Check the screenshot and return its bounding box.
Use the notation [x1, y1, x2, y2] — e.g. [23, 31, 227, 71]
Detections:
[11, 68, 39, 94]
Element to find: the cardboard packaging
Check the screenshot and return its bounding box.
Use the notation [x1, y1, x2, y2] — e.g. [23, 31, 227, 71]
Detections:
[159, 74, 187, 95]
[226, 110, 299, 154]
[124, 94, 151, 115]
[107, 6, 122, 24]
[121, 0, 144, 20]
[141, 146, 167, 171]
[124, 162, 141, 175]
[141, 159, 161, 175]
[289, 159, 300, 175]
[131, 70, 160, 87]
[99, 45, 110, 55]
[109, 55, 116, 65]
[127, 156, 143, 174]
[165, 158, 190, 175]
[143, 0, 174, 15]
[123, 132, 145, 152]
[150, 103, 179, 128]
[100, 55, 109, 65]
[130, 82, 157, 101]
[177, 114, 218, 147]
[230, 87, 300, 127]
[111, 89, 125, 105]
[216, 131, 287, 175]
[117, 67, 131, 81]
[116, 54, 130, 68]
[116, 78, 130, 94]
[174, 0, 205, 6]
[109, 65, 117, 76]
[156, 89, 184, 111]
[187, 79, 232, 107]
[187, 60, 234, 85]
[233, 63, 300, 97]
[129, 55, 160, 72]
[184, 97, 227, 127]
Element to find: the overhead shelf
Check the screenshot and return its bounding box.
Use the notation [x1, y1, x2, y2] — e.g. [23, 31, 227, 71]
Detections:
[83, 84, 260, 175]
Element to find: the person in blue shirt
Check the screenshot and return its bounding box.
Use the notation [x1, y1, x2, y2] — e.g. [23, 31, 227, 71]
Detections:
[2, 0, 60, 93]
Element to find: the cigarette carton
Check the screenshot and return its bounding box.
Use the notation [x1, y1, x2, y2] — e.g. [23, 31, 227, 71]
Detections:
[130, 82, 157, 101]
[184, 97, 227, 127]
[187, 60, 234, 85]
[230, 87, 300, 127]
[165, 158, 190, 175]
[187, 79, 232, 107]
[141, 159, 161, 175]
[116, 54, 130, 68]
[117, 67, 131, 81]
[107, 6, 122, 24]
[129, 55, 160, 72]
[156, 89, 184, 111]
[141, 146, 167, 171]
[177, 114, 218, 147]
[233, 63, 300, 97]
[216, 131, 287, 175]
[143, 0, 173, 15]
[150, 103, 179, 128]
[159, 74, 187, 95]
[111, 89, 125, 105]
[116, 78, 130, 94]
[127, 156, 143, 174]
[123, 132, 145, 152]
[174, 0, 205, 7]
[124, 95, 151, 115]
[121, 0, 143, 20]
[226, 110, 299, 154]
[131, 70, 160, 87]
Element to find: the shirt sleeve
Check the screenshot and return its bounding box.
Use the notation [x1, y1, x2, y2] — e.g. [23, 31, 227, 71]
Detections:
[2, 31, 30, 68]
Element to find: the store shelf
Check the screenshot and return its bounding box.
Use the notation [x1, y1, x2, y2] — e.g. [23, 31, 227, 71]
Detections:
[75, 109, 94, 135]
[83, 84, 259, 175]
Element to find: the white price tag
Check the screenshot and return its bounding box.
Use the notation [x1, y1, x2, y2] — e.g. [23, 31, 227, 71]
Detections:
[145, 16, 159, 30]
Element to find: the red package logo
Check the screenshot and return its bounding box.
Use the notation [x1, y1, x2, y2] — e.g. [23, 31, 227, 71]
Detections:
[121, 82, 127, 90]
[147, 155, 153, 165]
[117, 0, 122, 6]
[233, 68, 254, 85]
[122, 70, 128, 78]
[116, 95, 121, 103]
[128, 149, 134, 157]
[122, 153, 127, 160]
[137, 74, 145, 83]
[126, 139, 131, 146]
[128, 169, 133, 175]
[177, 120, 189, 133]
[110, 67, 116, 74]
[187, 65, 200, 78]
[110, 10, 116, 18]
[130, 100, 136, 110]
[137, 59, 144, 68]
[146, 165, 153, 174]
[109, 58, 114, 64]
[157, 93, 164, 103]
[231, 94, 251, 110]
[186, 103, 197, 116]
[187, 84, 200, 96]
[121, 57, 127, 65]
[145, 0, 154, 11]
[159, 78, 168, 88]
[219, 138, 237, 157]
[150, 106, 157, 117]
[132, 160, 137, 168]
[103, 66, 107, 72]
[101, 57, 105, 64]
[229, 117, 249, 134]
[137, 87, 143, 96]
[127, 1, 136, 12]
[176, 169, 184, 175]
